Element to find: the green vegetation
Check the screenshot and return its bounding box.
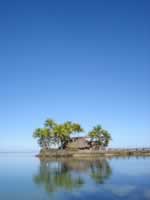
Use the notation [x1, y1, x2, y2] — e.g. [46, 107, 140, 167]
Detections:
[33, 118, 84, 149]
[88, 125, 112, 147]
[33, 118, 111, 150]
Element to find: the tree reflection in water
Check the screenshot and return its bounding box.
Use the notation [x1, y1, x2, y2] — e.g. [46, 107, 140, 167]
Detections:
[90, 160, 112, 184]
[33, 158, 112, 194]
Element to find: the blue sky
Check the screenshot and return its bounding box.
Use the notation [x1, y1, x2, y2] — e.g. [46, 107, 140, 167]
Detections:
[0, 0, 150, 151]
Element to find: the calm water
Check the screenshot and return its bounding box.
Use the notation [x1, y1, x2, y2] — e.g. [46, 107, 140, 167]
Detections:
[0, 154, 150, 200]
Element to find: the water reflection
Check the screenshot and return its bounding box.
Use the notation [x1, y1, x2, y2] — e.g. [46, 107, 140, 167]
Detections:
[33, 160, 84, 193]
[33, 158, 112, 194]
[1, 156, 150, 200]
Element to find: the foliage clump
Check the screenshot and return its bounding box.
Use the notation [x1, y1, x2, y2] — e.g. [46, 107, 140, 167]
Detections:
[88, 125, 112, 147]
[33, 118, 112, 150]
[33, 119, 83, 149]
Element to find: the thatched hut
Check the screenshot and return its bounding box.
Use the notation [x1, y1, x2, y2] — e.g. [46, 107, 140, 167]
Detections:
[66, 137, 90, 150]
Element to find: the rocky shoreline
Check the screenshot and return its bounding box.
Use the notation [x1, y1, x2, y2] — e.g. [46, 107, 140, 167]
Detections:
[37, 148, 150, 158]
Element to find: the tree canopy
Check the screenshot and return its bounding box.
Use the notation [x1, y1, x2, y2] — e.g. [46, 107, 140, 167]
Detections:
[33, 119, 112, 149]
[33, 119, 84, 149]
[88, 125, 112, 147]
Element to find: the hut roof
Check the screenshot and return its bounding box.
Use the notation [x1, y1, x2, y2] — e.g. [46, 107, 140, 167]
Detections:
[67, 138, 89, 149]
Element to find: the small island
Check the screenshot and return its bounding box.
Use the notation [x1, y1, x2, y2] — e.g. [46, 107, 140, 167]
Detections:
[33, 118, 150, 158]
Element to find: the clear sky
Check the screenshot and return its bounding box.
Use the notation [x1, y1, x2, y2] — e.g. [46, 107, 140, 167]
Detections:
[0, 0, 150, 151]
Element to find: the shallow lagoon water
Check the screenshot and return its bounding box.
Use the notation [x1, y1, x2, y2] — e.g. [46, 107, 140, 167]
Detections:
[0, 154, 150, 200]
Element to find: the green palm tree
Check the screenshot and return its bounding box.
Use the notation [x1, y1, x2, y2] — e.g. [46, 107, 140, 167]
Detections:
[88, 125, 111, 147]
[72, 123, 84, 133]
[57, 122, 84, 148]
[100, 129, 112, 147]
[33, 119, 84, 150]
[33, 128, 50, 149]
[53, 124, 71, 149]
[44, 118, 57, 129]
[63, 121, 74, 134]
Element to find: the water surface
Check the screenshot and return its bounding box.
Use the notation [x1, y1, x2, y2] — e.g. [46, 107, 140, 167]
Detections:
[0, 154, 150, 200]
